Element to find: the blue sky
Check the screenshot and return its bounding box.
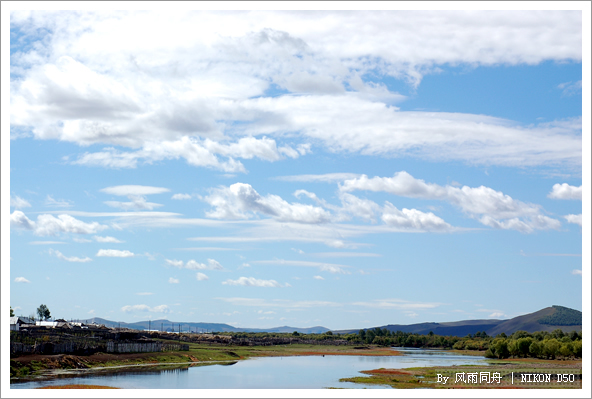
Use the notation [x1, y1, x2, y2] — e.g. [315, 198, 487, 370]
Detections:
[4, 6, 589, 332]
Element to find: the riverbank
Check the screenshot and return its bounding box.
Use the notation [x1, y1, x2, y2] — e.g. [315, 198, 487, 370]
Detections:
[340, 357, 582, 389]
[10, 343, 401, 382]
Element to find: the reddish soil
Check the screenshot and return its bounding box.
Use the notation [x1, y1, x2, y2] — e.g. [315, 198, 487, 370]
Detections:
[38, 384, 119, 389]
[11, 351, 188, 370]
[362, 369, 411, 375]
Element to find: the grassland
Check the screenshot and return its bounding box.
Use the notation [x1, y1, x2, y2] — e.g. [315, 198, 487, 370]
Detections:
[339, 357, 582, 389]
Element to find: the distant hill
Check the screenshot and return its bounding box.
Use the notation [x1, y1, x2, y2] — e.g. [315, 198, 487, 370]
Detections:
[80, 317, 328, 334]
[335, 306, 582, 337]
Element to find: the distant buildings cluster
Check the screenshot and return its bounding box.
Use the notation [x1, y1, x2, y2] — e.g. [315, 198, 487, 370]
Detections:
[10, 316, 109, 332]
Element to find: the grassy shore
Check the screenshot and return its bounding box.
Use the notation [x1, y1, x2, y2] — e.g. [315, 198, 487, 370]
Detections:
[339, 357, 582, 389]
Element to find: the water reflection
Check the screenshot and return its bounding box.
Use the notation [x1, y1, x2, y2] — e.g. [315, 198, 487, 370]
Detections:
[12, 348, 486, 389]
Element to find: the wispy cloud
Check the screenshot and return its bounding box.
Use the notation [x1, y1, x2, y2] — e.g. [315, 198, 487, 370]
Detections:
[222, 277, 285, 287]
[14, 277, 31, 283]
[49, 248, 92, 263]
[94, 235, 124, 243]
[165, 258, 225, 271]
[352, 299, 442, 310]
[273, 173, 363, 183]
[121, 304, 170, 313]
[252, 259, 351, 274]
[10, 195, 31, 209]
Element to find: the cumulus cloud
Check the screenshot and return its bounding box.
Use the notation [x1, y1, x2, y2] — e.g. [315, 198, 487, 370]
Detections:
[49, 248, 92, 263]
[564, 214, 582, 226]
[169, 277, 180, 284]
[14, 277, 31, 283]
[548, 183, 582, 200]
[96, 249, 135, 257]
[10, 195, 31, 209]
[203, 183, 331, 223]
[381, 203, 452, 231]
[10, 11, 581, 172]
[121, 304, 170, 313]
[341, 171, 560, 232]
[313, 275, 324, 280]
[196, 272, 209, 281]
[10, 211, 108, 236]
[222, 277, 285, 287]
[165, 258, 224, 270]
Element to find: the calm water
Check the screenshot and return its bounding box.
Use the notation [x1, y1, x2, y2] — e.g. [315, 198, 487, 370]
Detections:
[11, 348, 486, 389]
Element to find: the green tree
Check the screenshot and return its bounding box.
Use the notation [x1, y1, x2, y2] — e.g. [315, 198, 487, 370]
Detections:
[36, 304, 51, 321]
[543, 338, 561, 359]
[559, 342, 574, 359]
[516, 337, 533, 358]
[10, 307, 15, 317]
[529, 341, 542, 358]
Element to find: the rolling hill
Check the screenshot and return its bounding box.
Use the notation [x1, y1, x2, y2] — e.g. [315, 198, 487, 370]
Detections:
[336, 305, 582, 337]
[78, 305, 580, 337]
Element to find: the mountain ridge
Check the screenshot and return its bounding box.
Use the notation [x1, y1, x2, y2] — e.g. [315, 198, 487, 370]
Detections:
[74, 305, 581, 337]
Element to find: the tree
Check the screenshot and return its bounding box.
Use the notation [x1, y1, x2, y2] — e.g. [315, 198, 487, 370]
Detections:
[36, 304, 51, 321]
[10, 307, 15, 317]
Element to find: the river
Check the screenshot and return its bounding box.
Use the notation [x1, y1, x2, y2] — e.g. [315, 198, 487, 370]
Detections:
[11, 348, 487, 389]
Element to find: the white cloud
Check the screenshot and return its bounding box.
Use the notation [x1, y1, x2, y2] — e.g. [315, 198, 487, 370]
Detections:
[196, 272, 209, 281]
[564, 214, 582, 226]
[381, 202, 452, 232]
[548, 183, 582, 200]
[166, 259, 185, 268]
[45, 195, 73, 208]
[104, 198, 164, 211]
[93, 235, 123, 243]
[136, 292, 153, 296]
[10, 195, 31, 209]
[10, 11, 581, 173]
[203, 183, 331, 223]
[274, 173, 363, 183]
[49, 248, 92, 263]
[557, 80, 582, 97]
[14, 277, 31, 283]
[169, 277, 180, 284]
[100, 185, 170, 197]
[165, 258, 224, 270]
[10, 211, 108, 236]
[96, 249, 135, 257]
[572, 269, 582, 276]
[222, 277, 284, 287]
[341, 171, 560, 232]
[252, 259, 351, 274]
[100, 185, 168, 210]
[172, 193, 192, 200]
[29, 241, 67, 245]
[313, 275, 324, 280]
[121, 304, 170, 313]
